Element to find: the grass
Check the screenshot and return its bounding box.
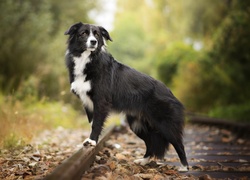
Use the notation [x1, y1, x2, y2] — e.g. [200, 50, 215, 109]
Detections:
[0, 93, 88, 149]
[209, 103, 250, 123]
[0, 93, 123, 150]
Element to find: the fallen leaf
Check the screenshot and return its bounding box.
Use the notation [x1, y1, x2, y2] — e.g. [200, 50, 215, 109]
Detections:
[31, 156, 40, 162]
[134, 173, 153, 179]
[192, 164, 204, 171]
[113, 144, 121, 149]
[221, 137, 232, 143]
[29, 162, 37, 167]
[164, 170, 178, 175]
[239, 159, 248, 163]
[115, 153, 126, 160]
[107, 161, 116, 171]
[22, 157, 30, 163]
[15, 171, 24, 176]
[153, 174, 166, 180]
[199, 174, 213, 180]
[237, 139, 245, 144]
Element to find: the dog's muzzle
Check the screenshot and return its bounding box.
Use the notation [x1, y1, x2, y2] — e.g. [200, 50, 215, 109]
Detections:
[87, 37, 98, 51]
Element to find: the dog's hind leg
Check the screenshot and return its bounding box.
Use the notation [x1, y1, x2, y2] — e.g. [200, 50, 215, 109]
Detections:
[133, 130, 168, 165]
[134, 133, 152, 165]
[126, 115, 169, 165]
[126, 115, 151, 165]
[161, 123, 189, 171]
[171, 139, 189, 171]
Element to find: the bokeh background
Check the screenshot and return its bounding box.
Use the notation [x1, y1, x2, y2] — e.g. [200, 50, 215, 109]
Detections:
[0, 0, 249, 148]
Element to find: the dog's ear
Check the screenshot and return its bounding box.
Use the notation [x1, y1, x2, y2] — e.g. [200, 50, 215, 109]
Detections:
[64, 22, 83, 35]
[99, 26, 113, 41]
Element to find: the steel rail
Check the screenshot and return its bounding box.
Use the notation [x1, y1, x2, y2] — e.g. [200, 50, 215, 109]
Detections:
[187, 114, 250, 137]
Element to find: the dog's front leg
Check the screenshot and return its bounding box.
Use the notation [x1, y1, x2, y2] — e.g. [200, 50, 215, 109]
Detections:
[83, 109, 108, 146]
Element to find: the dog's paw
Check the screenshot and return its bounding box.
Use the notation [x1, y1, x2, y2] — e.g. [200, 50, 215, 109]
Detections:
[178, 165, 189, 172]
[134, 157, 150, 166]
[83, 138, 96, 147]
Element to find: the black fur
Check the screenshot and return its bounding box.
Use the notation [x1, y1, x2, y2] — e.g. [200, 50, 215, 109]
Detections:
[65, 22, 188, 168]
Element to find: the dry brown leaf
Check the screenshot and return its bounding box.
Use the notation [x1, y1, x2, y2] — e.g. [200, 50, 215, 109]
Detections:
[115, 153, 126, 160]
[192, 164, 204, 171]
[147, 168, 158, 174]
[198, 174, 213, 180]
[239, 159, 248, 163]
[107, 160, 116, 171]
[134, 173, 153, 179]
[221, 137, 233, 143]
[29, 162, 37, 167]
[114, 166, 129, 174]
[164, 169, 178, 175]
[153, 174, 166, 180]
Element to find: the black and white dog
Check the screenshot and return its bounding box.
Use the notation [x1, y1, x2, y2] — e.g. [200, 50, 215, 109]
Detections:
[64, 22, 189, 171]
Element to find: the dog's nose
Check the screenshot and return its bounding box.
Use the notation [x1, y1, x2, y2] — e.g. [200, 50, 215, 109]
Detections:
[90, 40, 97, 45]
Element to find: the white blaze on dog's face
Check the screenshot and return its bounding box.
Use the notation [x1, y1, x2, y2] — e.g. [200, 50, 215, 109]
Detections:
[86, 30, 98, 51]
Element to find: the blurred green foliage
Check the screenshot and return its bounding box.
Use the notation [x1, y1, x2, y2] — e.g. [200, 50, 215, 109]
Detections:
[173, 0, 250, 121]
[156, 42, 199, 86]
[0, 0, 52, 91]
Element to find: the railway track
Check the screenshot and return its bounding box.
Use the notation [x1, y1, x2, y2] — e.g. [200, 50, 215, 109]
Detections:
[45, 117, 250, 180]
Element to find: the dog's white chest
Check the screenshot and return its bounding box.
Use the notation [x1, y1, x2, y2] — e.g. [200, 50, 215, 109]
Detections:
[71, 51, 93, 111]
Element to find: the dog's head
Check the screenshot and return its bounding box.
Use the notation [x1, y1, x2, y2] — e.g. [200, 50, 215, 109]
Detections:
[65, 22, 112, 54]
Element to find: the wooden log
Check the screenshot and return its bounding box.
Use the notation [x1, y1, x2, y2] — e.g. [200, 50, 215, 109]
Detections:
[44, 125, 115, 180]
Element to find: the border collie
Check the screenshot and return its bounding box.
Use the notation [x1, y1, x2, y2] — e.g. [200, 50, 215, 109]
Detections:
[64, 22, 189, 171]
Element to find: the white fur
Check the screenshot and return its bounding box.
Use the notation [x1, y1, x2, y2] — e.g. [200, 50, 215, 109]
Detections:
[101, 46, 107, 52]
[86, 30, 98, 51]
[178, 165, 188, 172]
[83, 138, 96, 146]
[119, 112, 127, 126]
[71, 51, 94, 111]
[101, 37, 108, 52]
[65, 49, 69, 56]
[134, 157, 150, 165]
[103, 37, 107, 46]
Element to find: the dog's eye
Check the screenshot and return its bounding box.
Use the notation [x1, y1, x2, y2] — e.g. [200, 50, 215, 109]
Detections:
[80, 31, 88, 37]
[93, 31, 99, 38]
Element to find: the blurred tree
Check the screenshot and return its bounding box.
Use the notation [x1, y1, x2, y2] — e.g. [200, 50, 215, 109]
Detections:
[0, 0, 52, 92]
[109, 14, 147, 63]
[204, 1, 250, 121]
[47, 0, 96, 34]
[154, 0, 231, 48]
[0, 0, 97, 99]
[182, 0, 230, 43]
[156, 42, 199, 87]
[209, 1, 250, 104]
[170, 0, 250, 121]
